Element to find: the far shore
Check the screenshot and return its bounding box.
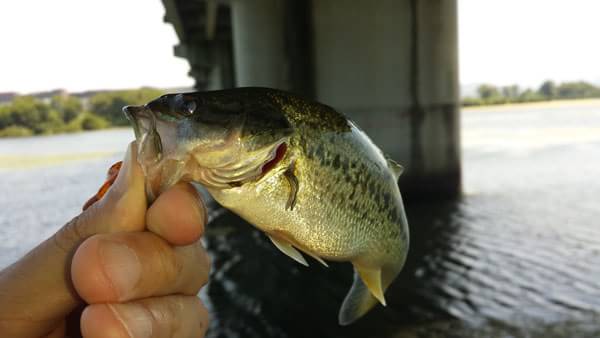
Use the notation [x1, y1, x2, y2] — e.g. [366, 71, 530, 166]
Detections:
[0, 152, 120, 169]
[0, 126, 131, 140]
[462, 97, 600, 112]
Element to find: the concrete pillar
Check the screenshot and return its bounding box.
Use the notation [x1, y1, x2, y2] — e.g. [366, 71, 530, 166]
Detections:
[231, 0, 287, 88]
[312, 0, 460, 199]
[230, 0, 313, 95]
[411, 0, 461, 199]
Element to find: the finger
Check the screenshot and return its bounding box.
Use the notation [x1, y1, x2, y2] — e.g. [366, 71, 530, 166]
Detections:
[44, 321, 65, 338]
[81, 141, 148, 234]
[81, 295, 208, 338]
[71, 232, 210, 304]
[53, 141, 147, 252]
[0, 142, 147, 338]
[146, 182, 207, 246]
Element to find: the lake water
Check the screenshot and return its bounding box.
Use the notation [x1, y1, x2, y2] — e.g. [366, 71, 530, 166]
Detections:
[1, 101, 599, 337]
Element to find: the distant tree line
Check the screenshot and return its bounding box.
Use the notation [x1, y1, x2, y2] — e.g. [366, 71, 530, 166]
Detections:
[462, 80, 600, 106]
[3, 82, 599, 137]
[0, 88, 163, 137]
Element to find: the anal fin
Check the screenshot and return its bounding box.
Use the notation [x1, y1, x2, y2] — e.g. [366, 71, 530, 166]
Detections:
[268, 235, 308, 266]
[356, 265, 386, 306]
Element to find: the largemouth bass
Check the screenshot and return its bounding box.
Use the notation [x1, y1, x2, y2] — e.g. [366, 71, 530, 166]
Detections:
[122, 87, 409, 325]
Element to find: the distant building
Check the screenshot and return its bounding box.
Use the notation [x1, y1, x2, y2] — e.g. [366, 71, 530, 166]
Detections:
[32, 89, 69, 103]
[0, 86, 193, 106]
[0, 92, 17, 104]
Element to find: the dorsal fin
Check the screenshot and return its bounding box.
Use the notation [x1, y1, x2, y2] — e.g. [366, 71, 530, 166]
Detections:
[386, 158, 404, 181]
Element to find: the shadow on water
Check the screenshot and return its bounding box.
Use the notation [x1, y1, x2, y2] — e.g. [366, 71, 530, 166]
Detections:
[201, 199, 464, 338]
[202, 193, 600, 338]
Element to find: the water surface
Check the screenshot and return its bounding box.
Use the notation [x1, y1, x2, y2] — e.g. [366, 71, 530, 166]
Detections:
[1, 101, 599, 337]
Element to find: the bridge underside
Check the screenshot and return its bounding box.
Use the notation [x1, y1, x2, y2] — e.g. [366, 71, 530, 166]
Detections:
[162, 0, 460, 200]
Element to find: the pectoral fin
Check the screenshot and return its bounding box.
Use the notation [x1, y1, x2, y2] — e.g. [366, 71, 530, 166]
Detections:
[268, 235, 308, 266]
[283, 160, 299, 210]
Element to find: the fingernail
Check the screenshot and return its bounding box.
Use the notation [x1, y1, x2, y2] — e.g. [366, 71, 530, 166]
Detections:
[199, 197, 208, 227]
[100, 240, 141, 300]
[109, 303, 153, 338]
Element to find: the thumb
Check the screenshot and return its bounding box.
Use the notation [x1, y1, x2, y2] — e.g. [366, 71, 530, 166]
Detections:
[85, 141, 148, 234]
[0, 141, 147, 338]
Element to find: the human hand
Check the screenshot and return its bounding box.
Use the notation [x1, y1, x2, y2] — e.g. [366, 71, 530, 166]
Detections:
[0, 142, 210, 338]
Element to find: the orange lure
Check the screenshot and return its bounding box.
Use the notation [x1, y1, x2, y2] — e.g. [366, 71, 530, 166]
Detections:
[82, 161, 123, 210]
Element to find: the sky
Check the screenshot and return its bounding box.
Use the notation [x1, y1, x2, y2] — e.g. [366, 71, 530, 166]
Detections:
[0, 0, 194, 93]
[2, 1, 600, 93]
[459, 0, 600, 88]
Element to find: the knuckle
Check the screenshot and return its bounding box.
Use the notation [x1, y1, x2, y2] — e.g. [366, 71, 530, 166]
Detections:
[190, 241, 209, 265]
[138, 296, 208, 337]
[177, 243, 210, 294]
[107, 200, 142, 232]
[173, 296, 208, 337]
[202, 246, 211, 270]
[153, 296, 184, 336]
[53, 213, 92, 253]
[156, 238, 180, 278]
[195, 298, 210, 335]
[198, 246, 211, 281]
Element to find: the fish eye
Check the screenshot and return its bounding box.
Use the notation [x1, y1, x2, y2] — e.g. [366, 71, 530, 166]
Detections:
[184, 100, 196, 115]
[174, 94, 196, 117]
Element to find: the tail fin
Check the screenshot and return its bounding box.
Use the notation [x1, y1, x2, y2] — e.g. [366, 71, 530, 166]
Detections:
[338, 261, 404, 325]
[338, 271, 380, 325]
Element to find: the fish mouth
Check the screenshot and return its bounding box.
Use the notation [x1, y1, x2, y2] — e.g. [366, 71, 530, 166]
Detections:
[123, 104, 170, 201]
[123, 104, 165, 159]
[123, 104, 152, 140]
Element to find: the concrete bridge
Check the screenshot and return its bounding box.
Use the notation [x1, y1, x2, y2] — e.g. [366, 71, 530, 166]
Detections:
[161, 0, 460, 200]
[158, 1, 462, 335]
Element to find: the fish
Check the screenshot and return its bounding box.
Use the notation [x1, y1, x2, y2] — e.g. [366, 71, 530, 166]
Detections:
[119, 87, 410, 325]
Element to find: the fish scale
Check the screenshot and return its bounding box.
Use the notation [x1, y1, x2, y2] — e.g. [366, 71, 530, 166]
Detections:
[289, 113, 404, 257]
[124, 87, 409, 325]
